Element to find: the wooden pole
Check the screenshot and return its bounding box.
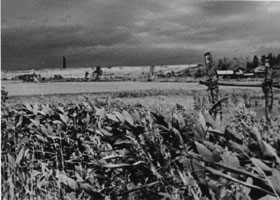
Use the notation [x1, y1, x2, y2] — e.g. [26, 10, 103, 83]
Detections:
[204, 52, 212, 77]
[262, 58, 273, 123]
[203, 52, 221, 120]
[63, 56, 66, 69]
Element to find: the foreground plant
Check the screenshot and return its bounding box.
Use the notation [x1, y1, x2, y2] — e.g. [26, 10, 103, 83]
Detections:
[1, 98, 280, 200]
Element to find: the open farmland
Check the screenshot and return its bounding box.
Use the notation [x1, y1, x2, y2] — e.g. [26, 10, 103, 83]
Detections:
[1, 80, 265, 97]
[1, 81, 205, 96]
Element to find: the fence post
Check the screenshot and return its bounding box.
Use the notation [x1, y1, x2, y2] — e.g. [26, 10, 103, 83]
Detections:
[63, 56, 66, 69]
[262, 58, 273, 123]
[204, 52, 221, 120]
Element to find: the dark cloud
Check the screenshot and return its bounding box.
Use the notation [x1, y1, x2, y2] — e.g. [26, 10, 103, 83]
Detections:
[2, 0, 280, 70]
[197, 1, 262, 17]
[2, 25, 135, 70]
[2, 24, 202, 70]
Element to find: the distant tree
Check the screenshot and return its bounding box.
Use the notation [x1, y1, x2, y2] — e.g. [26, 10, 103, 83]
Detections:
[223, 58, 231, 70]
[261, 55, 266, 65]
[216, 58, 230, 70]
[246, 62, 254, 72]
[271, 55, 276, 66]
[217, 59, 223, 70]
[267, 53, 273, 66]
[252, 55, 259, 68]
[273, 54, 280, 70]
[276, 54, 280, 64]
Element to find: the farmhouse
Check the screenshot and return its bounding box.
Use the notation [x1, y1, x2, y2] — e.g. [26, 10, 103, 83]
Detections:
[217, 70, 234, 78]
[234, 67, 244, 75]
[254, 65, 265, 77]
[243, 73, 254, 78]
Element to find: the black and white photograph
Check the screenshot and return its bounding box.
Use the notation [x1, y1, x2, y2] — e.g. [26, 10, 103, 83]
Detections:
[1, 0, 280, 199]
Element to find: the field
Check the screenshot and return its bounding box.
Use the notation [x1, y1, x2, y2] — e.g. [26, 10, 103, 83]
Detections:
[1, 65, 197, 80]
[1, 80, 270, 97]
[2, 81, 205, 96]
[2, 81, 280, 200]
[3, 81, 280, 118]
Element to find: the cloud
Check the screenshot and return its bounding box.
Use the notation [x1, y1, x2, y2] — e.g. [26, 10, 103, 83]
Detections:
[2, 24, 203, 70]
[2, 0, 280, 70]
[255, 45, 280, 56]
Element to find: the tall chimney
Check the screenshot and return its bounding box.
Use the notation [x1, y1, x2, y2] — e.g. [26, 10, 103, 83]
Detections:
[63, 56, 66, 68]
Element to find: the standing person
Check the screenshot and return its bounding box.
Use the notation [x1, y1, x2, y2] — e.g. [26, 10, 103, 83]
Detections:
[204, 52, 220, 119]
[262, 58, 273, 123]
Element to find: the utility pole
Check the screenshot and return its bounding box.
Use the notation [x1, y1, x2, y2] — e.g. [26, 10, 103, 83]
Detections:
[63, 56, 66, 69]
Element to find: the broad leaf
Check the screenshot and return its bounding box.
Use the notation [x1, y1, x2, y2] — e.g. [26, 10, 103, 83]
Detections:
[198, 112, 207, 132]
[205, 166, 275, 196]
[203, 111, 216, 128]
[263, 141, 280, 163]
[16, 147, 25, 164]
[59, 114, 69, 124]
[106, 113, 119, 122]
[251, 158, 272, 173]
[222, 151, 240, 168]
[7, 154, 16, 169]
[122, 110, 134, 126]
[271, 166, 280, 196]
[195, 141, 214, 162]
[193, 122, 206, 139]
[100, 128, 114, 137]
[114, 112, 125, 123]
[78, 182, 103, 199]
[30, 119, 40, 127]
[57, 173, 78, 191]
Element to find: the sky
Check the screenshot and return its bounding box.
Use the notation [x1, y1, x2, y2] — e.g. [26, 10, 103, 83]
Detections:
[2, 0, 280, 70]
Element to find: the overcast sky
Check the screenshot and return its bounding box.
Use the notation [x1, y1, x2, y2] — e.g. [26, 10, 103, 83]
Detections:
[2, 0, 280, 70]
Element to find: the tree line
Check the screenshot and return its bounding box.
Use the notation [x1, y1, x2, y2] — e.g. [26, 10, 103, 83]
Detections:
[217, 53, 280, 72]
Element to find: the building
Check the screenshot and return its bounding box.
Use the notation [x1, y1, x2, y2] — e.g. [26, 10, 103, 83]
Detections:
[253, 65, 265, 77]
[217, 70, 234, 78]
